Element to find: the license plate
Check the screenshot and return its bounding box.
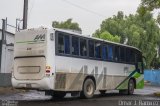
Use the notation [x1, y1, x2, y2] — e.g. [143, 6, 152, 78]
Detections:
[26, 84, 32, 88]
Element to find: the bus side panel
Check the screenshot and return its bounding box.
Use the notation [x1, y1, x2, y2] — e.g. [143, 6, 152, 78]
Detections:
[54, 56, 135, 91]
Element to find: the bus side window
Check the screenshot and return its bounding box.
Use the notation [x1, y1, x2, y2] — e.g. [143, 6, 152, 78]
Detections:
[130, 50, 136, 63]
[58, 33, 70, 54]
[102, 45, 108, 60]
[64, 35, 70, 54]
[126, 49, 130, 62]
[95, 42, 102, 59]
[120, 47, 125, 62]
[114, 46, 119, 61]
[108, 45, 113, 61]
[89, 40, 94, 58]
[80, 38, 87, 56]
[72, 36, 79, 56]
[58, 33, 64, 54]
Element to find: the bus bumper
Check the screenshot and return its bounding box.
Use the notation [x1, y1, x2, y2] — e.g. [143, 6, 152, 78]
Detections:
[11, 77, 54, 90]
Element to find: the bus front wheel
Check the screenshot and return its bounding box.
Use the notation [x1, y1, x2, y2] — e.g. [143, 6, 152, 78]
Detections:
[128, 79, 135, 95]
[80, 78, 95, 99]
[119, 79, 135, 95]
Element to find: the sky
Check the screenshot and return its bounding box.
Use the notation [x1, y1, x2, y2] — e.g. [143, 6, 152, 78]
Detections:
[0, 0, 141, 35]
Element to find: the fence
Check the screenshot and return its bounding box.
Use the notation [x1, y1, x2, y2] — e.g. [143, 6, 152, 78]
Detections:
[144, 70, 160, 86]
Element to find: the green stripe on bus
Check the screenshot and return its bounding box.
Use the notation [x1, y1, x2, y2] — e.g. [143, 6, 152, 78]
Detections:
[116, 71, 143, 90]
[16, 40, 45, 44]
[136, 79, 144, 89]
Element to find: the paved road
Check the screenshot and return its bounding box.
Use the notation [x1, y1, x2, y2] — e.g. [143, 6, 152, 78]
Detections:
[0, 85, 160, 106]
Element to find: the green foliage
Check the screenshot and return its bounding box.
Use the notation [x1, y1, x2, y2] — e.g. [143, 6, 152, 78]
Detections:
[52, 18, 82, 31]
[97, 31, 120, 43]
[93, 11, 160, 69]
[140, 0, 160, 11]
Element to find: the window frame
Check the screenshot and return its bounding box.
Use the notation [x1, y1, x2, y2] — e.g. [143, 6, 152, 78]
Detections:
[55, 31, 141, 65]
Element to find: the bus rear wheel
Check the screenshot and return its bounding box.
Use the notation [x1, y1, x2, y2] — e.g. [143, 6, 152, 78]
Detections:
[80, 78, 95, 99]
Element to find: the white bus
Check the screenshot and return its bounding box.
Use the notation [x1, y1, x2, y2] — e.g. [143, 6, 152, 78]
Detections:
[12, 27, 144, 99]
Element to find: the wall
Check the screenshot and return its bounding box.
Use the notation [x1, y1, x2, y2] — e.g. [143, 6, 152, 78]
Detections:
[0, 30, 14, 87]
[144, 70, 160, 85]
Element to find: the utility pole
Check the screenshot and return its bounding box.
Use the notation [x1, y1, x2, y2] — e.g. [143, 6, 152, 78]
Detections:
[23, 0, 28, 29]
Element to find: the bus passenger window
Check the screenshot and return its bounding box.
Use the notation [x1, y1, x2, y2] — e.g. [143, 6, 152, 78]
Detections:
[72, 36, 79, 56]
[102, 46, 108, 60]
[95, 42, 102, 58]
[64, 35, 70, 54]
[80, 39, 87, 56]
[114, 46, 119, 61]
[108, 45, 113, 61]
[58, 34, 64, 54]
[58, 33, 70, 54]
[126, 49, 130, 62]
[120, 47, 125, 62]
[89, 40, 94, 58]
[130, 50, 136, 63]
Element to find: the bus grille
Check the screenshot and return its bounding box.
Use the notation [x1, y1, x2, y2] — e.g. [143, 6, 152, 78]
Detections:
[55, 74, 66, 89]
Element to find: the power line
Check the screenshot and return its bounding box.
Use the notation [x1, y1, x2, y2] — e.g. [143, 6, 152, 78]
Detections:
[62, 0, 106, 18]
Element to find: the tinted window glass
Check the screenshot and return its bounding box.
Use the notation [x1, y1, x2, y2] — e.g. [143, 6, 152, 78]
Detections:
[120, 47, 125, 62]
[64, 35, 70, 54]
[89, 40, 94, 57]
[126, 49, 135, 63]
[108, 45, 113, 61]
[58, 33, 70, 54]
[72, 36, 79, 55]
[126, 49, 130, 62]
[80, 39, 87, 56]
[102, 45, 108, 60]
[114, 46, 119, 61]
[58, 34, 64, 54]
[95, 42, 102, 58]
[130, 50, 135, 63]
[136, 51, 142, 62]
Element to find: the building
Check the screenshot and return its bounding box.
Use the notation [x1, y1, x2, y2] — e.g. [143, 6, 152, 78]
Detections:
[0, 29, 14, 86]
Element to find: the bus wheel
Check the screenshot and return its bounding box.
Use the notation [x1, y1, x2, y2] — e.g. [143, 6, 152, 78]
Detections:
[53, 91, 66, 99]
[80, 78, 95, 99]
[99, 90, 106, 95]
[128, 79, 135, 95]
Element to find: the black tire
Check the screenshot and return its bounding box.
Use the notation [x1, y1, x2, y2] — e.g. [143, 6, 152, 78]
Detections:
[80, 78, 95, 99]
[52, 91, 66, 99]
[99, 90, 106, 95]
[128, 79, 135, 95]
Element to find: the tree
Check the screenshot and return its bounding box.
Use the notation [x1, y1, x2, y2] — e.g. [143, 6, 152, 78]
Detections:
[52, 18, 82, 32]
[95, 31, 120, 43]
[140, 0, 160, 11]
[93, 11, 160, 68]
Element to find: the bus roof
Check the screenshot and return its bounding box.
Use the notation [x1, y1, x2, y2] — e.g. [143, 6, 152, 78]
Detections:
[52, 28, 141, 52]
[18, 27, 141, 52]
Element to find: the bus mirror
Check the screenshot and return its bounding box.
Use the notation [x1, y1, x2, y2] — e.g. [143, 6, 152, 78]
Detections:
[142, 56, 146, 67]
[50, 33, 54, 41]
